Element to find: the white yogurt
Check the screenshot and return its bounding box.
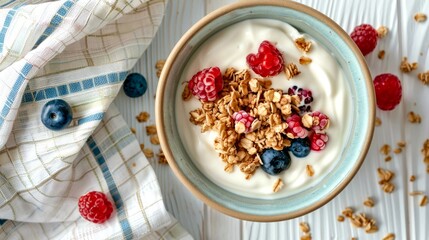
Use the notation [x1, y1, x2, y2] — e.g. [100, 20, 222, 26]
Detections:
[175, 19, 352, 199]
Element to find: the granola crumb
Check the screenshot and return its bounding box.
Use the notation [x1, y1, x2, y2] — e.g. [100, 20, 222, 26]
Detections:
[408, 111, 422, 124]
[397, 141, 406, 148]
[285, 62, 301, 79]
[385, 156, 392, 162]
[377, 168, 395, 193]
[375, 117, 382, 126]
[337, 215, 345, 222]
[351, 238, 357, 240]
[409, 191, 423, 196]
[414, 12, 427, 22]
[393, 148, 402, 154]
[299, 56, 312, 65]
[158, 150, 168, 164]
[409, 175, 416, 182]
[382, 233, 395, 240]
[421, 195, 428, 206]
[380, 144, 391, 155]
[140, 143, 145, 150]
[300, 233, 312, 240]
[130, 127, 137, 134]
[155, 59, 166, 77]
[306, 164, 315, 177]
[150, 134, 160, 145]
[146, 125, 157, 135]
[299, 222, 310, 233]
[136, 111, 150, 122]
[417, 71, 429, 85]
[378, 50, 385, 60]
[295, 37, 312, 52]
[342, 207, 354, 218]
[363, 197, 375, 207]
[400, 57, 418, 73]
[132, 162, 136, 167]
[273, 178, 284, 193]
[143, 148, 154, 158]
[377, 26, 389, 38]
[345, 210, 378, 233]
[182, 84, 192, 101]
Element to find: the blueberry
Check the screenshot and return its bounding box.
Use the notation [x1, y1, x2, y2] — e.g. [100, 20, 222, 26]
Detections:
[123, 73, 148, 98]
[41, 99, 73, 131]
[260, 148, 291, 175]
[290, 137, 311, 158]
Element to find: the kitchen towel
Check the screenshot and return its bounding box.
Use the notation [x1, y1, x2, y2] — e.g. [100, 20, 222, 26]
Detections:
[0, 0, 190, 239]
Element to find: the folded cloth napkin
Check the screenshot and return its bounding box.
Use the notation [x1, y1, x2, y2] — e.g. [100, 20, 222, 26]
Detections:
[0, 0, 190, 239]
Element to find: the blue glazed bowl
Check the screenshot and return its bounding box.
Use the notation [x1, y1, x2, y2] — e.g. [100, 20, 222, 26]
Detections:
[156, 0, 374, 221]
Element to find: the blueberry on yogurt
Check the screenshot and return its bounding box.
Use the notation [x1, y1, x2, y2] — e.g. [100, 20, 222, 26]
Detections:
[123, 72, 148, 98]
[290, 137, 311, 158]
[41, 99, 73, 131]
[260, 148, 291, 175]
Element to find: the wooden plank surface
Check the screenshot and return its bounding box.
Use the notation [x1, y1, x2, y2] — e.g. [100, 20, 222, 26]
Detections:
[114, 0, 429, 239]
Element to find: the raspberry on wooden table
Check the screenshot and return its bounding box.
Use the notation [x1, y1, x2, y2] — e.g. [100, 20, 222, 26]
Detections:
[246, 40, 285, 77]
[373, 73, 402, 111]
[188, 66, 223, 102]
[78, 191, 114, 224]
[350, 24, 378, 56]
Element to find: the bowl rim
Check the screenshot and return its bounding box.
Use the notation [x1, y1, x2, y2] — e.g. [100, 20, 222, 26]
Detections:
[155, 0, 375, 222]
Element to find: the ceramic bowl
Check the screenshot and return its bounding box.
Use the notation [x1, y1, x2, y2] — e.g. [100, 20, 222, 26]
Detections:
[156, 0, 374, 221]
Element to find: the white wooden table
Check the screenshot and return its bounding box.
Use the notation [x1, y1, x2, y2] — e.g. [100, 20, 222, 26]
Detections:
[114, 0, 429, 239]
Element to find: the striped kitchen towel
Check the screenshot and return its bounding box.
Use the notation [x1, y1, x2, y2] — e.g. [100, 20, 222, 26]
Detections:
[0, 0, 191, 239]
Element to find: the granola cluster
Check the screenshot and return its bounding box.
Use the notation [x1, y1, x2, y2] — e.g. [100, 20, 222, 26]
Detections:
[185, 67, 302, 179]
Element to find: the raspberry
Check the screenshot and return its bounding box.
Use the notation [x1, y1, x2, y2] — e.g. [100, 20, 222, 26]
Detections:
[78, 191, 113, 224]
[188, 67, 223, 102]
[246, 40, 284, 77]
[310, 132, 329, 151]
[309, 111, 330, 132]
[350, 24, 378, 56]
[288, 85, 313, 113]
[232, 110, 254, 133]
[285, 114, 308, 139]
[373, 73, 402, 111]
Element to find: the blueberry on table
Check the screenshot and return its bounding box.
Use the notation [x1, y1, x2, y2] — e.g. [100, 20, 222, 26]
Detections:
[260, 148, 291, 175]
[290, 137, 311, 158]
[123, 72, 148, 98]
[41, 99, 73, 131]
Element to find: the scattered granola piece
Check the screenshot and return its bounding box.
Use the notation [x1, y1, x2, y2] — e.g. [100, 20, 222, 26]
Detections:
[300, 234, 312, 240]
[363, 197, 375, 207]
[397, 141, 406, 148]
[375, 117, 382, 126]
[351, 238, 357, 240]
[150, 134, 160, 145]
[377, 26, 389, 38]
[158, 150, 168, 164]
[306, 164, 315, 177]
[136, 112, 150, 122]
[421, 195, 428, 206]
[347, 212, 378, 233]
[378, 50, 385, 60]
[417, 71, 429, 85]
[409, 191, 423, 196]
[285, 62, 301, 79]
[408, 111, 422, 123]
[342, 207, 354, 218]
[146, 125, 157, 135]
[299, 222, 310, 233]
[414, 12, 427, 22]
[409, 175, 416, 182]
[382, 233, 395, 240]
[393, 148, 402, 154]
[273, 178, 284, 193]
[380, 144, 391, 155]
[155, 59, 166, 77]
[423, 140, 429, 162]
[130, 127, 137, 134]
[299, 56, 312, 65]
[377, 168, 395, 193]
[295, 37, 312, 52]
[400, 57, 418, 73]
[385, 156, 392, 162]
[337, 215, 345, 222]
[143, 148, 154, 158]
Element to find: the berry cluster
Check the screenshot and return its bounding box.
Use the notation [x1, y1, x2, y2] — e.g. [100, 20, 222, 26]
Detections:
[287, 85, 314, 113]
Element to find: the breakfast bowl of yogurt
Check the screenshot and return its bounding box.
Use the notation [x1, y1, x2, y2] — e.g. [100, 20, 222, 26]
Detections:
[155, 0, 375, 221]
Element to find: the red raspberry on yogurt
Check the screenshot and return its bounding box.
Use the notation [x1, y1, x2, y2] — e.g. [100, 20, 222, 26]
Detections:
[188, 66, 223, 102]
[246, 40, 285, 77]
[286, 114, 308, 139]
